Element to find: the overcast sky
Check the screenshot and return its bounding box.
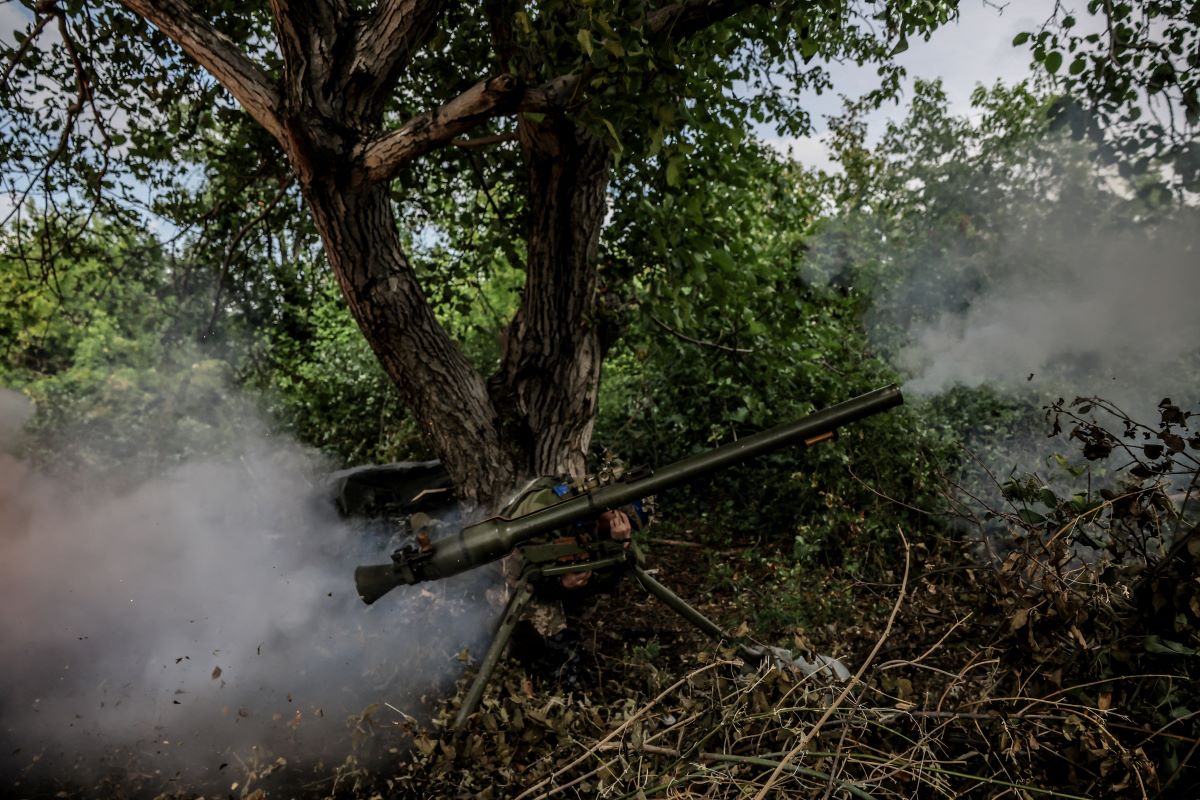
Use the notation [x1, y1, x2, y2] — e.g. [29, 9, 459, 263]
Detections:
[767, 0, 1053, 171]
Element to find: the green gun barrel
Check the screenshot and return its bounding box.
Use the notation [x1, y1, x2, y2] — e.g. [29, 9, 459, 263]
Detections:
[355, 384, 902, 604]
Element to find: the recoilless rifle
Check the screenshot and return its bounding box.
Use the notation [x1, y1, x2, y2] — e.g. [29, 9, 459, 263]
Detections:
[355, 384, 903, 730]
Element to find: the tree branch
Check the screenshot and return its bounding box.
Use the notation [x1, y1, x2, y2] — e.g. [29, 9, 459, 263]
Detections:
[357, 73, 522, 182]
[351, 0, 448, 109]
[645, 0, 773, 39]
[206, 179, 293, 337]
[116, 0, 285, 143]
[649, 312, 755, 354]
[355, 0, 773, 181]
[0, 5, 54, 92]
[268, 0, 350, 120]
[452, 131, 518, 148]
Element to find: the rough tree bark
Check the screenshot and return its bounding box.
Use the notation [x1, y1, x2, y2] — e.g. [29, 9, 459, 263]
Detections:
[489, 116, 611, 481]
[114, 0, 770, 509]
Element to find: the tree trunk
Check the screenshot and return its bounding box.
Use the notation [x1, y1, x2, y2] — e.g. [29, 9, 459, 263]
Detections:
[264, 9, 612, 508]
[296, 118, 611, 510]
[300, 177, 519, 509]
[488, 116, 611, 481]
[107, 0, 745, 511]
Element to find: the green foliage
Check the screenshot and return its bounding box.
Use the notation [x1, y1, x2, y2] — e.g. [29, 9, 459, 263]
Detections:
[595, 137, 946, 577]
[811, 75, 1195, 476]
[255, 281, 429, 465]
[1015, 0, 1200, 195]
[0, 217, 259, 474]
[0, 207, 516, 472]
[816, 78, 1146, 360]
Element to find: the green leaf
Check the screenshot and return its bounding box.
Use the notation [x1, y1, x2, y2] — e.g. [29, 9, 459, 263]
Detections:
[1017, 509, 1047, 525]
[577, 29, 594, 57]
[889, 36, 909, 56]
[1144, 636, 1197, 656]
[712, 250, 735, 272]
[1012, 31, 1031, 46]
[1045, 51, 1063, 73]
[665, 157, 683, 188]
[603, 38, 625, 58]
[600, 118, 623, 157]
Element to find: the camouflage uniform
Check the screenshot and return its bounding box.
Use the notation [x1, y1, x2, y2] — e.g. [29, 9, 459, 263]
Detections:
[500, 478, 571, 637]
[499, 476, 649, 637]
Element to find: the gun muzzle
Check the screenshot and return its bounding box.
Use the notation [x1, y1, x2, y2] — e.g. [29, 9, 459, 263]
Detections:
[354, 564, 404, 606]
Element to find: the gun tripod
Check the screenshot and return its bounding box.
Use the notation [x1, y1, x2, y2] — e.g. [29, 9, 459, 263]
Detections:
[452, 541, 769, 732]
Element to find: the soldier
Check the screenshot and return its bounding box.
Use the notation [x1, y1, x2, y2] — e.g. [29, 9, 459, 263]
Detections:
[495, 475, 648, 676]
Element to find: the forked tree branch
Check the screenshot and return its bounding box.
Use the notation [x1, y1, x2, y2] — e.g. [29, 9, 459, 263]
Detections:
[117, 0, 286, 143]
[356, 0, 774, 182]
[268, 0, 349, 118]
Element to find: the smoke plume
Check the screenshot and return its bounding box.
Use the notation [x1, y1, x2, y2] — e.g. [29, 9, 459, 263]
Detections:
[891, 212, 1200, 409]
[0, 387, 494, 793]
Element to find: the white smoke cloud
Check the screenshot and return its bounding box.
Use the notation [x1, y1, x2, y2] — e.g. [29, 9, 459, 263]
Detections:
[0, 387, 494, 792]
[895, 214, 1200, 410]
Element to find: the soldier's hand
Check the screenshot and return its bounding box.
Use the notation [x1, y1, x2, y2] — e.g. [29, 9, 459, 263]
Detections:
[598, 509, 632, 547]
[561, 571, 591, 590]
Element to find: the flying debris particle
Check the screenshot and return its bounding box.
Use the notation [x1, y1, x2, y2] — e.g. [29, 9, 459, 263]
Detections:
[219, 762, 228, 770]
[1027, 373, 1034, 381]
[211, 666, 222, 680]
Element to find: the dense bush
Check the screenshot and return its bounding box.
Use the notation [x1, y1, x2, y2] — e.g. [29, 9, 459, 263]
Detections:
[0, 219, 263, 475]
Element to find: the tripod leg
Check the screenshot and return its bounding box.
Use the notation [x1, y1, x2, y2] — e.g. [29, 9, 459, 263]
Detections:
[631, 564, 763, 664]
[453, 575, 536, 731]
